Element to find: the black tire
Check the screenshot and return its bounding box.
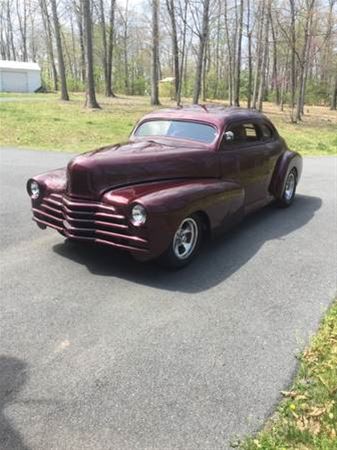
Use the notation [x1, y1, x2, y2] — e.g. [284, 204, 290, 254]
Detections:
[276, 168, 297, 208]
[159, 213, 203, 269]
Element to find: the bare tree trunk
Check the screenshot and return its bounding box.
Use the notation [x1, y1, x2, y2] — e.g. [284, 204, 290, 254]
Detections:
[122, 0, 130, 95]
[61, 29, 75, 80]
[151, 0, 160, 105]
[224, 0, 233, 105]
[269, 8, 280, 105]
[166, 0, 180, 103]
[257, 2, 270, 111]
[252, 0, 265, 109]
[183, 38, 190, 91]
[193, 0, 210, 104]
[202, 41, 208, 101]
[97, 0, 109, 96]
[280, 52, 289, 111]
[30, 12, 38, 62]
[289, 0, 296, 120]
[214, 4, 221, 99]
[0, 13, 7, 59]
[16, 0, 27, 61]
[7, 1, 16, 60]
[178, 0, 188, 104]
[70, 14, 80, 81]
[74, 0, 86, 84]
[246, 0, 252, 108]
[50, 0, 69, 100]
[331, 73, 337, 110]
[106, 0, 116, 97]
[296, 0, 315, 121]
[234, 0, 243, 106]
[83, 0, 100, 108]
[40, 0, 58, 90]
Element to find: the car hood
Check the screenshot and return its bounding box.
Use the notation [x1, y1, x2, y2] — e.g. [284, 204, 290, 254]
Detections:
[66, 139, 219, 199]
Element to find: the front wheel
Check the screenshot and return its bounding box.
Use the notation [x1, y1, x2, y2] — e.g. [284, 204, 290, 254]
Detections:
[276, 169, 297, 208]
[159, 214, 203, 269]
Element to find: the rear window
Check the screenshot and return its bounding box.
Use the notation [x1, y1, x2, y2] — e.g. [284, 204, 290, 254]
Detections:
[134, 120, 217, 144]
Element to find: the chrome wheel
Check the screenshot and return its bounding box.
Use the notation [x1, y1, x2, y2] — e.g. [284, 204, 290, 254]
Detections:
[173, 217, 199, 260]
[284, 171, 296, 201]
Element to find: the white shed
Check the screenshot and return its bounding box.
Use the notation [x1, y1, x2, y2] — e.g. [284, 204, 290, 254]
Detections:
[0, 60, 41, 93]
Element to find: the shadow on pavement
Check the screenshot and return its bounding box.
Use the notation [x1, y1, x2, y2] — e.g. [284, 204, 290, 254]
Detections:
[53, 194, 322, 293]
[0, 356, 29, 450]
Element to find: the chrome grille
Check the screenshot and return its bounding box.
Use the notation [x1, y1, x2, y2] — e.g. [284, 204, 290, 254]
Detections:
[32, 193, 149, 253]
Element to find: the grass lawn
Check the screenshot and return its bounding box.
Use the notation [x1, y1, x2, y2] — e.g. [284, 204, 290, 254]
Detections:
[0, 92, 336, 154]
[239, 299, 337, 450]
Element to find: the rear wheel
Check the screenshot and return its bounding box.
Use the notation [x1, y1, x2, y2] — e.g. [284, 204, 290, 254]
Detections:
[276, 169, 297, 208]
[159, 214, 203, 269]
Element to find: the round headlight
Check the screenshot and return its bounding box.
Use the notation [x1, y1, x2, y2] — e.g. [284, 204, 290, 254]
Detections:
[29, 180, 40, 200]
[131, 204, 147, 226]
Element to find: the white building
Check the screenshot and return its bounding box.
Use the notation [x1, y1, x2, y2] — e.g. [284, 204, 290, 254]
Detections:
[0, 60, 41, 93]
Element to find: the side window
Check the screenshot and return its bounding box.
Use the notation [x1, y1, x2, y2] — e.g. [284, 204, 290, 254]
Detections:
[260, 123, 274, 140]
[227, 123, 260, 143]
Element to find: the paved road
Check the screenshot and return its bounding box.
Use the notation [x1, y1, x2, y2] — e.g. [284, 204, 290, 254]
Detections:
[1, 148, 336, 450]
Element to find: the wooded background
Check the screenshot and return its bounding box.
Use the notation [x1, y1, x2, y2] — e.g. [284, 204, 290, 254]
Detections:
[1, 0, 336, 121]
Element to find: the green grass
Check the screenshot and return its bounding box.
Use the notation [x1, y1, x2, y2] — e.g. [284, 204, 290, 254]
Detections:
[239, 299, 337, 450]
[0, 93, 165, 152]
[0, 92, 336, 154]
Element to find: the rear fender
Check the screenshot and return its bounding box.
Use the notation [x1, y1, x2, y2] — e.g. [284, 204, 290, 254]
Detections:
[269, 150, 303, 199]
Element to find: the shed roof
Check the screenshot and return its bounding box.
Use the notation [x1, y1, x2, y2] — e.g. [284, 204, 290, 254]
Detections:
[0, 60, 41, 71]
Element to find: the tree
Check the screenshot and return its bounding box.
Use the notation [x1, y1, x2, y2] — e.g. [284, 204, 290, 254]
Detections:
[224, 0, 234, 105]
[175, 0, 188, 104]
[50, 0, 69, 101]
[234, 0, 244, 106]
[295, 0, 316, 121]
[269, 6, 280, 105]
[74, 0, 86, 84]
[193, 0, 210, 104]
[246, 0, 253, 108]
[16, 0, 27, 61]
[331, 73, 337, 110]
[257, 0, 270, 111]
[96, 0, 116, 96]
[151, 0, 160, 105]
[39, 0, 58, 91]
[2, 0, 336, 113]
[82, 0, 100, 108]
[289, 0, 297, 119]
[97, 0, 109, 95]
[252, 0, 266, 109]
[106, 0, 116, 97]
[166, 0, 180, 104]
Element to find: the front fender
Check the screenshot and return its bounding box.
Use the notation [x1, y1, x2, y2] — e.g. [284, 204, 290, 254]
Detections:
[103, 179, 244, 258]
[269, 150, 303, 199]
[28, 168, 67, 196]
[27, 168, 67, 206]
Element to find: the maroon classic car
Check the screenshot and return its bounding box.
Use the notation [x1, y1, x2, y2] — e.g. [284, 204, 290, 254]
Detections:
[27, 106, 302, 268]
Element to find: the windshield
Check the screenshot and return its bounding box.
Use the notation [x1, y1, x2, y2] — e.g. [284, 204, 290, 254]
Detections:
[134, 120, 217, 144]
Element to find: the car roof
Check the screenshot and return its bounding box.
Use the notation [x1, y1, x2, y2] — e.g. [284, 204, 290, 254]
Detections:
[141, 105, 271, 128]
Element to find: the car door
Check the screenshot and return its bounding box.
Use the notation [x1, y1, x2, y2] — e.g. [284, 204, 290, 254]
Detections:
[220, 121, 270, 207]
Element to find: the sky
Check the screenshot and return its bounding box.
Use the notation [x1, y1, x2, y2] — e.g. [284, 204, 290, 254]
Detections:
[118, 0, 146, 11]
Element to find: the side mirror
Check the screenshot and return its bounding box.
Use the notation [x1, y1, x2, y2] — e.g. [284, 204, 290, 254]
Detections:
[224, 131, 234, 142]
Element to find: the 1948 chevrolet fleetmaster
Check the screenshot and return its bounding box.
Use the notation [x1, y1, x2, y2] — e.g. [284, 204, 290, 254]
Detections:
[27, 106, 302, 268]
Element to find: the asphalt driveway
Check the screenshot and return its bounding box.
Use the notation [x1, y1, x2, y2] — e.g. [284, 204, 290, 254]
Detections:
[1, 148, 336, 449]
